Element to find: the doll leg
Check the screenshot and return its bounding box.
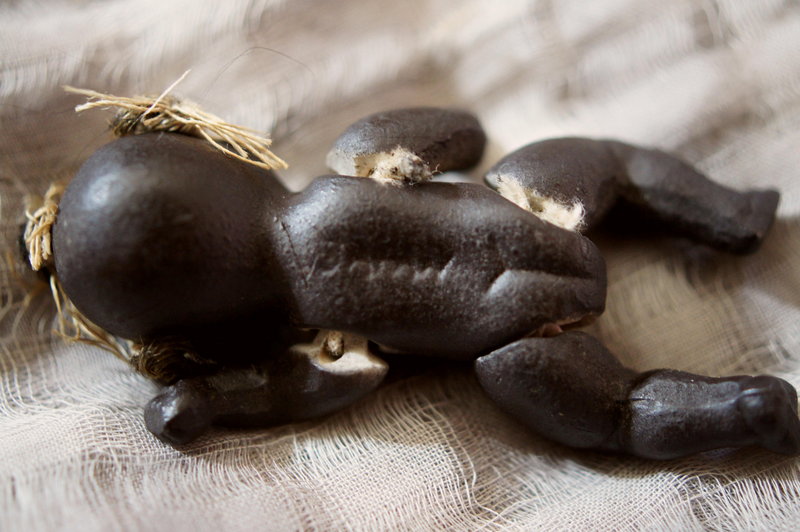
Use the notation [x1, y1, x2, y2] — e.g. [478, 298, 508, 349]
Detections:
[485, 138, 779, 254]
[474, 331, 800, 459]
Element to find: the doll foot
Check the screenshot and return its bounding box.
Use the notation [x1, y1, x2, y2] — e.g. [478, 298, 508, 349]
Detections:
[737, 376, 800, 455]
[144, 382, 214, 446]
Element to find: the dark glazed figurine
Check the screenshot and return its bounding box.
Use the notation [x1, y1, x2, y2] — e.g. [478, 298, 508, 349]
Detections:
[48, 107, 800, 457]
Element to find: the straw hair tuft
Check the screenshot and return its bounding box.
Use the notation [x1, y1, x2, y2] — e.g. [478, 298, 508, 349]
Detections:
[65, 71, 287, 171]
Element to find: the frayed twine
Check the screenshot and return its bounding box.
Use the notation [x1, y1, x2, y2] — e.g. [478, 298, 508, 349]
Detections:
[23, 182, 65, 271]
[64, 70, 288, 171]
[129, 338, 218, 385]
[48, 275, 133, 363]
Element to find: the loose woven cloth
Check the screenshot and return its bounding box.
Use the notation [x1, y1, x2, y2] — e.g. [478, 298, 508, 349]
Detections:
[3, 0, 800, 530]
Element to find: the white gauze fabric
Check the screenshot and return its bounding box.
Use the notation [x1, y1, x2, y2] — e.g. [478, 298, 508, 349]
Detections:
[2, 0, 800, 530]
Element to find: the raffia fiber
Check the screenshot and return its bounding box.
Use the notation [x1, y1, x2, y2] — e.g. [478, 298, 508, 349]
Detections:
[22, 182, 64, 271]
[3, 0, 800, 530]
[65, 74, 287, 172]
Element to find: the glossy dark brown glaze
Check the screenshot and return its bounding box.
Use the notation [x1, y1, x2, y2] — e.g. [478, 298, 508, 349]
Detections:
[476, 332, 800, 458]
[327, 107, 486, 175]
[54, 133, 289, 341]
[278, 176, 605, 358]
[475, 332, 634, 450]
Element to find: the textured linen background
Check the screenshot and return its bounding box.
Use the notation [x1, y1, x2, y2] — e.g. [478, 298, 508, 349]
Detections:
[3, 0, 800, 530]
